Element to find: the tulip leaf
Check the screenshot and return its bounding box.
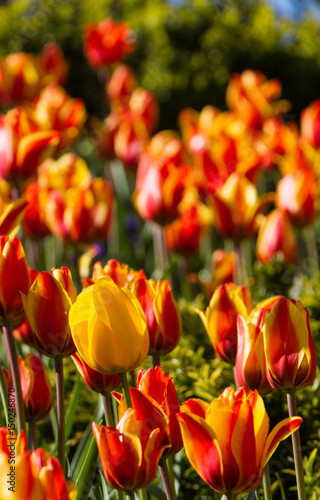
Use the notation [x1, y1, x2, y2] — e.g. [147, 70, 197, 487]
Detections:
[65, 371, 82, 441]
[74, 424, 100, 499]
[275, 473, 287, 500]
[98, 469, 109, 499]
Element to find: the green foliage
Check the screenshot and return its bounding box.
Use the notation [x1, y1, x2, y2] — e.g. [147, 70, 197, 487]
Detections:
[1, 0, 320, 129]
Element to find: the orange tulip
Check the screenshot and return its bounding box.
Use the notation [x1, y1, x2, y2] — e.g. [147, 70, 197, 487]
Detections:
[300, 98, 320, 148]
[0, 108, 61, 185]
[38, 42, 69, 87]
[35, 83, 86, 152]
[210, 172, 273, 241]
[18, 353, 53, 422]
[83, 18, 137, 69]
[256, 209, 297, 264]
[276, 170, 318, 227]
[177, 386, 302, 495]
[23, 183, 51, 239]
[72, 352, 120, 394]
[46, 177, 114, 245]
[136, 366, 183, 457]
[92, 395, 168, 492]
[262, 297, 317, 390]
[0, 236, 31, 327]
[197, 282, 253, 363]
[132, 278, 182, 356]
[22, 267, 77, 357]
[0, 427, 76, 499]
[1, 52, 42, 103]
[106, 64, 137, 105]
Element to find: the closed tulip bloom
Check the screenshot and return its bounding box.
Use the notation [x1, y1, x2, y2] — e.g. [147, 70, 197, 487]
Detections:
[177, 387, 302, 496]
[106, 64, 137, 104]
[0, 236, 31, 327]
[300, 98, 320, 148]
[72, 352, 120, 394]
[38, 42, 69, 87]
[197, 283, 253, 363]
[69, 276, 149, 374]
[256, 209, 297, 264]
[1, 52, 42, 102]
[136, 366, 183, 457]
[263, 297, 316, 390]
[132, 278, 182, 356]
[0, 427, 76, 499]
[38, 153, 91, 190]
[84, 18, 136, 69]
[92, 401, 168, 492]
[210, 172, 273, 241]
[23, 182, 52, 239]
[235, 309, 274, 395]
[276, 170, 318, 227]
[22, 267, 77, 357]
[18, 353, 53, 422]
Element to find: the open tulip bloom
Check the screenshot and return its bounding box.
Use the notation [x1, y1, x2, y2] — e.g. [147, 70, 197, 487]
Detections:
[177, 387, 302, 496]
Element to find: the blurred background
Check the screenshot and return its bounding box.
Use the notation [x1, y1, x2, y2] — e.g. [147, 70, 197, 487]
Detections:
[1, 0, 320, 131]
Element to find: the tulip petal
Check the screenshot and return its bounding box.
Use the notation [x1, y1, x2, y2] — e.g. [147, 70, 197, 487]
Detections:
[262, 416, 303, 467]
[177, 412, 225, 494]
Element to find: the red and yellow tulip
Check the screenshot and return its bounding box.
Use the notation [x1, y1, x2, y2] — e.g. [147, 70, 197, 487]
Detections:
[178, 386, 302, 495]
[22, 267, 77, 357]
[197, 283, 253, 363]
[262, 297, 317, 390]
[72, 352, 120, 395]
[256, 208, 297, 264]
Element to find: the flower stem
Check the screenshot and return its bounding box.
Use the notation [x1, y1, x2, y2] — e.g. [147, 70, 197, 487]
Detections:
[222, 495, 237, 500]
[286, 388, 306, 500]
[0, 364, 8, 423]
[140, 488, 148, 500]
[54, 355, 65, 474]
[28, 419, 38, 451]
[159, 457, 177, 500]
[119, 372, 132, 409]
[262, 464, 272, 500]
[2, 320, 26, 433]
[125, 492, 135, 500]
[153, 222, 169, 279]
[101, 392, 114, 426]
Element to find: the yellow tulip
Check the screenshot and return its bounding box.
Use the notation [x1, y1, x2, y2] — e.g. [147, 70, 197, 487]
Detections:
[69, 276, 149, 374]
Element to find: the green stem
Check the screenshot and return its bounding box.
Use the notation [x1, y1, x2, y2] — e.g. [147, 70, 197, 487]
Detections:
[159, 457, 177, 500]
[152, 222, 169, 279]
[119, 372, 132, 409]
[2, 320, 26, 433]
[286, 388, 306, 500]
[140, 488, 148, 500]
[125, 492, 135, 500]
[101, 392, 114, 426]
[54, 355, 65, 474]
[262, 464, 272, 500]
[303, 225, 319, 277]
[28, 419, 38, 451]
[0, 364, 8, 423]
[152, 353, 161, 368]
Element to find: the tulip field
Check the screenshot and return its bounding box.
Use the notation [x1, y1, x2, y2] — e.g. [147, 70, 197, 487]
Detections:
[0, 3, 320, 500]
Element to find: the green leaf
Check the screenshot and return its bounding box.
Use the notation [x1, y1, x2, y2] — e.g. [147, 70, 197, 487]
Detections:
[65, 371, 82, 441]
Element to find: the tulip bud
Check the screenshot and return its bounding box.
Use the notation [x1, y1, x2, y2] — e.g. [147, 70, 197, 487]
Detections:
[22, 267, 77, 357]
[18, 353, 53, 422]
[0, 236, 31, 327]
[263, 297, 316, 390]
[197, 282, 253, 363]
[256, 209, 297, 264]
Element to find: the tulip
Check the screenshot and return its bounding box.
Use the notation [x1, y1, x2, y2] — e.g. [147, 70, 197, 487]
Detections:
[225, 70, 285, 129]
[16, 353, 53, 423]
[72, 352, 120, 395]
[300, 98, 320, 148]
[0, 195, 28, 239]
[83, 18, 136, 69]
[262, 297, 316, 391]
[256, 209, 297, 264]
[46, 177, 114, 245]
[0, 427, 76, 499]
[22, 267, 77, 357]
[235, 309, 274, 395]
[35, 83, 86, 152]
[165, 203, 213, 255]
[0, 108, 61, 185]
[197, 283, 253, 363]
[1, 52, 42, 102]
[69, 276, 149, 375]
[38, 42, 69, 87]
[0, 236, 30, 327]
[38, 153, 92, 190]
[92, 399, 168, 493]
[106, 64, 137, 104]
[210, 172, 273, 241]
[132, 278, 182, 358]
[136, 366, 183, 457]
[276, 169, 318, 227]
[177, 386, 302, 496]
[23, 182, 51, 239]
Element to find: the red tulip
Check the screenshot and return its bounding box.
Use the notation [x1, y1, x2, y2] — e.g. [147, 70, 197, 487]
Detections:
[72, 352, 120, 394]
[256, 209, 297, 264]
